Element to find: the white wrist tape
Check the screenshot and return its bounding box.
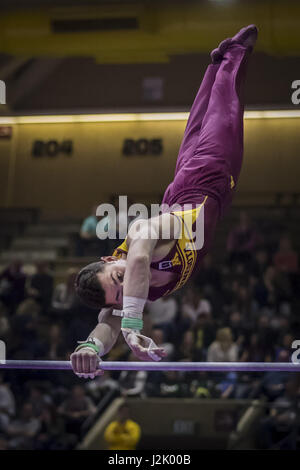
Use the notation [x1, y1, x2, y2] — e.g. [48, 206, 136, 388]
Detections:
[122, 296, 146, 319]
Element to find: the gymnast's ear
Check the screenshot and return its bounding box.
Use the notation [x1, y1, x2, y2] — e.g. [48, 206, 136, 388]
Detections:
[100, 256, 118, 263]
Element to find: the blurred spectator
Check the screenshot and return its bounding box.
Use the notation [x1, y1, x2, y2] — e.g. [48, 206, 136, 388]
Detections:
[207, 328, 238, 362]
[147, 296, 177, 340]
[193, 313, 216, 360]
[44, 324, 67, 360]
[0, 302, 10, 340]
[34, 405, 69, 450]
[77, 205, 104, 256]
[0, 374, 16, 433]
[194, 254, 221, 292]
[27, 262, 54, 312]
[182, 287, 212, 326]
[119, 353, 147, 398]
[190, 372, 212, 398]
[240, 333, 268, 363]
[7, 403, 40, 450]
[228, 311, 247, 346]
[103, 404, 141, 450]
[175, 330, 195, 361]
[27, 384, 52, 418]
[275, 332, 295, 360]
[159, 371, 191, 398]
[0, 261, 26, 312]
[52, 268, 78, 312]
[86, 371, 120, 401]
[250, 249, 269, 278]
[59, 385, 96, 437]
[0, 435, 8, 450]
[151, 328, 174, 360]
[257, 394, 297, 450]
[273, 236, 298, 274]
[227, 212, 259, 266]
[254, 266, 277, 309]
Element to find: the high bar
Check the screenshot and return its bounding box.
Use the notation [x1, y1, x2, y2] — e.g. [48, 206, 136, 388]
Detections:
[0, 360, 300, 372]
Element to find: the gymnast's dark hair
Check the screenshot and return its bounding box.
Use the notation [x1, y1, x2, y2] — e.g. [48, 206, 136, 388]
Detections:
[75, 261, 107, 309]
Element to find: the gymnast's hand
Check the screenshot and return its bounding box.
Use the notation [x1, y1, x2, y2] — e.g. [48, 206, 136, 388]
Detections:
[122, 329, 167, 361]
[70, 348, 104, 379]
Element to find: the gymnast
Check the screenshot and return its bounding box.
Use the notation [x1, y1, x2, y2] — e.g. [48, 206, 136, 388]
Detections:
[71, 25, 258, 378]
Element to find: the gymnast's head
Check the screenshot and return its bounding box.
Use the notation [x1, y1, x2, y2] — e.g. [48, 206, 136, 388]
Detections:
[75, 256, 125, 310]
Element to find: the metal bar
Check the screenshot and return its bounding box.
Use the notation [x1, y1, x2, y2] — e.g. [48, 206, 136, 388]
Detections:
[0, 360, 300, 372]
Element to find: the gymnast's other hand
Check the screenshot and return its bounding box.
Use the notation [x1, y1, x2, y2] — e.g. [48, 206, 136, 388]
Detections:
[70, 348, 103, 379]
[122, 329, 167, 361]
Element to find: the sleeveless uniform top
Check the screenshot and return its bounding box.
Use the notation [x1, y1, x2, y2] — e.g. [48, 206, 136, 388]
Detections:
[112, 197, 209, 301]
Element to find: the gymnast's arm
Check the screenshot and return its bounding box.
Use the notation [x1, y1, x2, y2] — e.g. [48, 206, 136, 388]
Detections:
[70, 307, 121, 378]
[121, 214, 179, 361]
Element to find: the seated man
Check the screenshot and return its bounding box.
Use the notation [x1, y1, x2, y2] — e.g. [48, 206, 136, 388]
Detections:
[71, 25, 258, 378]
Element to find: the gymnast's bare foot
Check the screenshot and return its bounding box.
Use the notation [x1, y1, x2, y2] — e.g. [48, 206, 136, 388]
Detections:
[211, 24, 258, 64]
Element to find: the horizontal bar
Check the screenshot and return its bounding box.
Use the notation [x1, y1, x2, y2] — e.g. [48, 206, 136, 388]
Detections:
[0, 360, 300, 372]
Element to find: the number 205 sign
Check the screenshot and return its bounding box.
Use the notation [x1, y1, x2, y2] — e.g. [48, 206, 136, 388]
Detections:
[122, 138, 163, 156]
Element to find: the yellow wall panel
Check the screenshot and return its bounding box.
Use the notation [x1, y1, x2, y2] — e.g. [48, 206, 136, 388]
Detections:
[1, 116, 300, 217]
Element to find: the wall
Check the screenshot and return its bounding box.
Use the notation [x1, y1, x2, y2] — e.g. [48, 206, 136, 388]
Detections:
[1, 114, 300, 218]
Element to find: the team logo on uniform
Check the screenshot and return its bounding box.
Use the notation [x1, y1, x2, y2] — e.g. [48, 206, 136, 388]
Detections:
[158, 253, 181, 270]
[158, 261, 174, 270]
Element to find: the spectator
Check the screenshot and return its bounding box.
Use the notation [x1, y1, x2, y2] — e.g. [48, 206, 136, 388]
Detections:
[33, 405, 67, 450]
[59, 385, 96, 437]
[27, 262, 54, 312]
[86, 371, 120, 401]
[7, 403, 40, 450]
[182, 287, 212, 326]
[257, 397, 297, 450]
[240, 333, 268, 363]
[52, 268, 78, 312]
[273, 236, 298, 274]
[176, 329, 195, 361]
[146, 296, 177, 340]
[0, 435, 8, 450]
[159, 371, 191, 398]
[119, 353, 147, 398]
[254, 266, 277, 309]
[227, 211, 259, 266]
[104, 404, 141, 450]
[151, 328, 174, 360]
[27, 384, 52, 418]
[0, 261, 26, 312]
[250, 249, 269, 278]
[0, 374, 16, 433]
[77, 205, 104, 256]
[0, 302, 10, 340]
[44, 324, 67, 360]
[193, 312, 216, 360]
[228, 311, 247, 346]
[207, 328, 238, 363]
[194, 254, 221, 292]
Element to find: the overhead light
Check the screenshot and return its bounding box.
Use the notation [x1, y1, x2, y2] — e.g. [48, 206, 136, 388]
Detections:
[0, 109, 299, 125]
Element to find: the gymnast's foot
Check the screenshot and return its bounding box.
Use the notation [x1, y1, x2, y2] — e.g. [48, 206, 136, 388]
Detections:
[211, 24, 258, 64]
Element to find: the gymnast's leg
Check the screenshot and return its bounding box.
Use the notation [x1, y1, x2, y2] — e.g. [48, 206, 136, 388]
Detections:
[191, 26, 257, 186]
[174, 63, 220, 175]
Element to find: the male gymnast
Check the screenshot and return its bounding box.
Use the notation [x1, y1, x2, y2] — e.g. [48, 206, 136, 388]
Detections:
[71, 25, 258, 378]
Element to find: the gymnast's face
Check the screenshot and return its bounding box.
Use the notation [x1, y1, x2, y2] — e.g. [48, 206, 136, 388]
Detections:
[96, 256, 126, 308]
